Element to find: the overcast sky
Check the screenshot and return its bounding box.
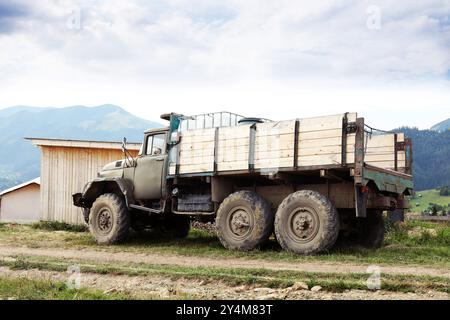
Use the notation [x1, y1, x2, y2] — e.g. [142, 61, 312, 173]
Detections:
[0, 0, 449, 129]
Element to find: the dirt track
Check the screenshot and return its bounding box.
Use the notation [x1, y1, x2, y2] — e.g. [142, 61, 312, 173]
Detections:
[1, 245, 450, 279]
[1, 266, 448, 300]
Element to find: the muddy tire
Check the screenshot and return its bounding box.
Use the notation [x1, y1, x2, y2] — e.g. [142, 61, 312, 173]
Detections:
[89, 193, 130, 244]
[359, 210, 385, 248]
[274, 190, 339, 255]
[160, 215, 191, 238]
[216, 191, 274, 251]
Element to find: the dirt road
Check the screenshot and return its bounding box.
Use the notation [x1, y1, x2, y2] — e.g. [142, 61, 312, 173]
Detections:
[0, 266, 448, 300]
[1, 245, 450, 279]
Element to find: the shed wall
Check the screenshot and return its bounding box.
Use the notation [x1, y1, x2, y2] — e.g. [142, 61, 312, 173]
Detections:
[0, 184, 40, 223]
[40, 146, 137, 224]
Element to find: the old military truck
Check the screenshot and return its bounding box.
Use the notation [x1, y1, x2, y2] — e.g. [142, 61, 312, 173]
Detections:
[73, 111, 413, 254]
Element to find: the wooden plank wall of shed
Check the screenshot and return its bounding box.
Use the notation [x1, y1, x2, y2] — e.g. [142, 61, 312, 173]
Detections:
[40, 146, 138, 224]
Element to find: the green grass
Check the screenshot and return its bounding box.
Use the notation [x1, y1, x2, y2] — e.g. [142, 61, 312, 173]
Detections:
[410, 189, 450, 213]
[386, 220, 450, 246]
[2, 254, 450, 294]
[31, 221, 87, 232]
[0, 276, 134, 300]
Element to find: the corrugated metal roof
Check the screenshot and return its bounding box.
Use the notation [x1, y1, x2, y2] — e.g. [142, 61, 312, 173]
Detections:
[0, 177, 40, 196]
[25, 137, 142, 150]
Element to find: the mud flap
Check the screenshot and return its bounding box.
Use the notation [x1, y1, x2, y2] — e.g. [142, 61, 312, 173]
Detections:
[388, 209, 404, 222]
[355, 186, 367, 218]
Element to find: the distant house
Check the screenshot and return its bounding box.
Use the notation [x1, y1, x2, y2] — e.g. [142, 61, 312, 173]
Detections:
[27, 138, 141, 224]
[0, 178, 41, 223]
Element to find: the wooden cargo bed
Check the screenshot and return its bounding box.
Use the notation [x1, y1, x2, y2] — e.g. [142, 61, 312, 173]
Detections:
[168, 112, 410, 176]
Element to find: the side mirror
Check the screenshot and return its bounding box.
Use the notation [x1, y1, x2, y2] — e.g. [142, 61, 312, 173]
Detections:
[170, 131, 181, 144]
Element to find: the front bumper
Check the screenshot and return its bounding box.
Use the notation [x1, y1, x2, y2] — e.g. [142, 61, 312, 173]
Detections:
[72, 193, 84, 207]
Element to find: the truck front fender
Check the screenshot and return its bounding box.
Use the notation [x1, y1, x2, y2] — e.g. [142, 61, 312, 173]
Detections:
[74, 178, 134, 208]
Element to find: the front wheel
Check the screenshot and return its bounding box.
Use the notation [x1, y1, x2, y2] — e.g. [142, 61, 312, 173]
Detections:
[89, 193, 130, 244]
[274, 190, 339, 255]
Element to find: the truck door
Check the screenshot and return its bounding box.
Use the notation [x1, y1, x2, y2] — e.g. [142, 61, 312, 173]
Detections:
[133, 132, 167, 200]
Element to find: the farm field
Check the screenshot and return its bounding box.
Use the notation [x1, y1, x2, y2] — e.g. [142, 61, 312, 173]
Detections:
[0, 221, 449, 300]
[410, 189, 450, 213]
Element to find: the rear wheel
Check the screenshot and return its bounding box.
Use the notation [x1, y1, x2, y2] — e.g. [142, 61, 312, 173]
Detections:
[216, 191, 274, 251]
[89, 193, 130, 244]
[274, 190, 339, 255]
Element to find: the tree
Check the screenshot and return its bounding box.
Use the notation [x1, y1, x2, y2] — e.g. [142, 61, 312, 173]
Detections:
[439, 186, 450, 196]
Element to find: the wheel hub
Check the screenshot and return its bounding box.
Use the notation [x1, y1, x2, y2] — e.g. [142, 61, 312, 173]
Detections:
[229, 209, 251, 237]
[290, 208, 319, 242]
[98, 209, 112, 232]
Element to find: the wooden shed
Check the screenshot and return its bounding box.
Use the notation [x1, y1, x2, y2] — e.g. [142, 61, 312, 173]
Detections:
[0, 178, 40, 223]
[27, 138, 141, 225]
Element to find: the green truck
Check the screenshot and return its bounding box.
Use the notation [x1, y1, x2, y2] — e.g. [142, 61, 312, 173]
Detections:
[73, 111, 413, 254]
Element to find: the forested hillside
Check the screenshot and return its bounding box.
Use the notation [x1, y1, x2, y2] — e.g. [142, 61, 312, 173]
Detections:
[396, 127, 450, 191]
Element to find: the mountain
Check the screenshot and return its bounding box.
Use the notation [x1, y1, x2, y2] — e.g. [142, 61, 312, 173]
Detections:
[0, 106, 51, 117]
[0, 104, 161, 190]
[431, 118, 450, 132]
[394, 127, 450, 191]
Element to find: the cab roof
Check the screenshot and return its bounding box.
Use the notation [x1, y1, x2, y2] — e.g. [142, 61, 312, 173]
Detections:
[144, 126, 169, 134]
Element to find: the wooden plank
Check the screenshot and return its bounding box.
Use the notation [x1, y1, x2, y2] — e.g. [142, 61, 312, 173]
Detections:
[219, 137, 250, 148]
[179, 147, 214, 158]
[298, 154, 342, 166]
[180, 141, 215, 152]
[217, 161, 248, 171]
[256, 134, 294, 148]
[255, 157, 294, 169]
[255, 120, 296, 136]
[219, 125, 251, 140]
[365, 153, 406, 162]
[299, 113, 356, 131]
[299, 128, 342, 140]
[298, 136, 342, 148]
[366, 133, 404, 148]
[179, 155, 215, 165]
[218, 151, 249, 162]
[178, 163, 214, 174]
[298, 145, 342, 156]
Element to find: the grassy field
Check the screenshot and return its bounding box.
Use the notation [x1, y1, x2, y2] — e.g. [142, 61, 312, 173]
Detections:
[410, 189, 450, 213]
[0, 277, 134, 300]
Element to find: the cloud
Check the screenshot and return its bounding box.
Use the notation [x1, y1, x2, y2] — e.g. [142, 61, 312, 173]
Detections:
[0, 0, 31, 33]
[0, 0, 449, 128]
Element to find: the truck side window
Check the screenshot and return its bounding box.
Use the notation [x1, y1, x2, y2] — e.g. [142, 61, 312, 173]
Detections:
[145, 133, 166, 156]
[152, 134, 166, 155]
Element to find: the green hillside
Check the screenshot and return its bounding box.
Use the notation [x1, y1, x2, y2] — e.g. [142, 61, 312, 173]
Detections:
[395, 127, 450, 191]
[409, 189, 450, 213]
